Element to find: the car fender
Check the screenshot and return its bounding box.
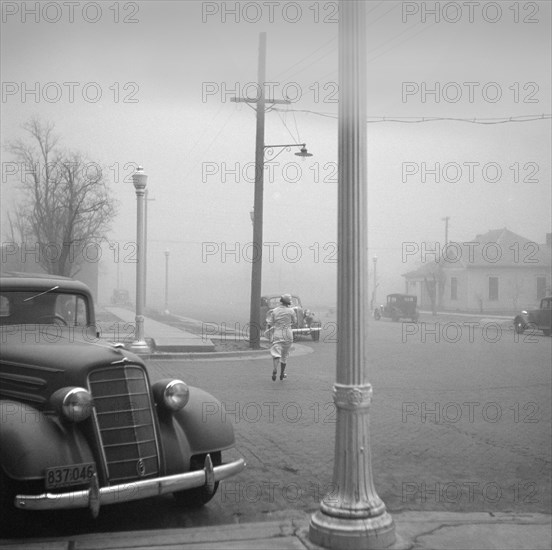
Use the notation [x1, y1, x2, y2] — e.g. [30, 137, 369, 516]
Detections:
[0, 400, 94, 481]
[158, 388, 235, 474]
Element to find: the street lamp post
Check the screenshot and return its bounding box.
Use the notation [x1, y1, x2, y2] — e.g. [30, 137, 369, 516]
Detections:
[247, 142, 312, 350]
[164, 249, 170, 315]
[309, 1, 396, 548]
[372, 255, 378, 310]
[129, 166, 150, 354]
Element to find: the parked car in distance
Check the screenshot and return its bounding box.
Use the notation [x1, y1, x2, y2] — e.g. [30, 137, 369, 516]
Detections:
[513, 296, 552, 336]
[374, 293, 419, 322]
[110, 288, 132, 307]
[260, 294, 321, 341]
[0, 272, 245, 533]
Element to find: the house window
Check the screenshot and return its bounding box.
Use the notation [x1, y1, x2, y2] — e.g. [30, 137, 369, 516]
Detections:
[489, 277, 499, 301]
[450, 277, 458, 301]
[537, 277, 547, 300]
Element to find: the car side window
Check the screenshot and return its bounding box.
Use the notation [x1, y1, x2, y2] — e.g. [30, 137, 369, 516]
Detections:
[0, 295, 10, 318]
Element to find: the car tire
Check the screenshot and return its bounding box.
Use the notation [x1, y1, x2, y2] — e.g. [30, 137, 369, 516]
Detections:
[374, 310, 381, 320]
[0, 469, 26, 536]
[312, 328, 320, 342]
[173, 452, 221, 508]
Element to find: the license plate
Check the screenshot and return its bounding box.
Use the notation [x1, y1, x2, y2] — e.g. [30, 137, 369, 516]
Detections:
[45, 463, 96, 489]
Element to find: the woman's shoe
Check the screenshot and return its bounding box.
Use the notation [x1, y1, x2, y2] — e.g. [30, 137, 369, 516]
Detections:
[272, 370, 277, 381]
[280, 373, 287, 380]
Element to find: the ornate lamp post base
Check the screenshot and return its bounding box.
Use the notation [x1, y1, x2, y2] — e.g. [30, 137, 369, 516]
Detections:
[128, 341, 150, 354]
[129, 314, 150, 354]
[310, 511, 396, 550]
[309, 383, 396, 549]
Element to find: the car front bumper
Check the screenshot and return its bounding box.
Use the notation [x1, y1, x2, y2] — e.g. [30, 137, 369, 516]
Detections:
[15, 457, 245, 516]
[292, 326, 321, 334]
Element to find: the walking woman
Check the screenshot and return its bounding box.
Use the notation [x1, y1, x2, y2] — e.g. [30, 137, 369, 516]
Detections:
[265, 294, 297, 381]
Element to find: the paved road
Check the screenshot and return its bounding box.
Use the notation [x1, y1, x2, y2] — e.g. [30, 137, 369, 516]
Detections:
[16, 317, 551, 538]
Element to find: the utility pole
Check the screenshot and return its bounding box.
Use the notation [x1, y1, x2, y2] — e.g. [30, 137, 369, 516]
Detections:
[438, 216, 450, 310]
[442, 216, 450, 246]
[231, 32, 290, 349]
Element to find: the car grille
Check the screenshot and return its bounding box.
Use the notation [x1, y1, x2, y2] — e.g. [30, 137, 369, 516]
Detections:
[88, 365, 160, 484]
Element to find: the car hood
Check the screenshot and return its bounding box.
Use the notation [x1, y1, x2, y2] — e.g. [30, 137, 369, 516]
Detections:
[0, 327, 142, 406]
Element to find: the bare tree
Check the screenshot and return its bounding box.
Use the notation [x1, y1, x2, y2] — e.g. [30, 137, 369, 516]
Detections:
[5, 117, 117, 277]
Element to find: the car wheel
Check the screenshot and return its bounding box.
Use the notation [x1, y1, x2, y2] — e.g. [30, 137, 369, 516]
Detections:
[0, 469, 26, 536]
[173, 452, 221, 508]
[543, 329, 551, 337]
[514, 318, 526, 334]
[374, 310, 381, 320]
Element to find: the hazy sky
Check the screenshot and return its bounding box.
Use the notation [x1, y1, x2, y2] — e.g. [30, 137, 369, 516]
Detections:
[1, 0, 550, 322]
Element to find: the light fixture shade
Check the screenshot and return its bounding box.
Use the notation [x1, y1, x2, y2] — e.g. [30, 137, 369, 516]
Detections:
[295, 146, 313, 158]
[132, 166, 148, 190]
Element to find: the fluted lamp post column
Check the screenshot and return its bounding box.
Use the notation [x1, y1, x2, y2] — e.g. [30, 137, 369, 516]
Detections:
[129, 166, 150, 354]
[309, 1, 396, 548]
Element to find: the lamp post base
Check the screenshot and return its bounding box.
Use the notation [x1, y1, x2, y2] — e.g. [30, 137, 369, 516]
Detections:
[310, 509, 396, 550]
[128, 340, 151, 354]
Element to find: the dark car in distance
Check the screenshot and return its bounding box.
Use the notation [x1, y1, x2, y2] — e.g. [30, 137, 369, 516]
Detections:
[260, 294, 321, 341]
[0, 273, 245, 533]
[513, 296, 552, 336]
[374, 293, 419, 322]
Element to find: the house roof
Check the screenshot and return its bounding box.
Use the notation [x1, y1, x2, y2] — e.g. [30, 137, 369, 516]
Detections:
[403, 228, 551, 279]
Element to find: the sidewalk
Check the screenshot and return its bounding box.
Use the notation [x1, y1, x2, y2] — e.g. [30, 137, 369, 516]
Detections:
[2, 511, 550, 549]
[101, 306, 216, 353]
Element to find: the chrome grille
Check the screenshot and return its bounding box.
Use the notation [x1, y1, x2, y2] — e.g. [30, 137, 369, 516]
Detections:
[89, 365, 159, 484]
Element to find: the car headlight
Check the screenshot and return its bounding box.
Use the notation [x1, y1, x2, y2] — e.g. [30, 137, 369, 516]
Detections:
[51, 387, 94, 422]
[153, 379, 190, 411]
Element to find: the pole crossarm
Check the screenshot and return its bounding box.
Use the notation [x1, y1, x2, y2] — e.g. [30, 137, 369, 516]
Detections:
[231, 97, 290, 105]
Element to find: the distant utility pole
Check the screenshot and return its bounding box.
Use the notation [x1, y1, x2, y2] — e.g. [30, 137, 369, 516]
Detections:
[442, 216, 450, 246]
[231, 32, 290, 349]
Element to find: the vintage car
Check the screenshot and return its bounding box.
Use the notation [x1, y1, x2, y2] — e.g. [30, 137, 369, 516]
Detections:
[513, 296, 552, 336]
[0, 273, 245, 532]
[260, 294, 321, 341]
[110, 288, 132, 307]
[374, 293, 419, 322]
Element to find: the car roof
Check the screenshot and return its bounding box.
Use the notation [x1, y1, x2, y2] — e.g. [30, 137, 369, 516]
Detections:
[0, 272, 92, 294]
[387, 293, 416, 298]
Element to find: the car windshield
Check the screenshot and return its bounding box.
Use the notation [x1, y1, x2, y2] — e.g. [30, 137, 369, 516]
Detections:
[267, 296, 301, 308]
[0, 291, 89, 326]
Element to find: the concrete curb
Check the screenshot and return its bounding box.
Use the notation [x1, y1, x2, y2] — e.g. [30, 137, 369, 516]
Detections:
[2, 512, 550, 550]
[136, 342, 315, 362]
